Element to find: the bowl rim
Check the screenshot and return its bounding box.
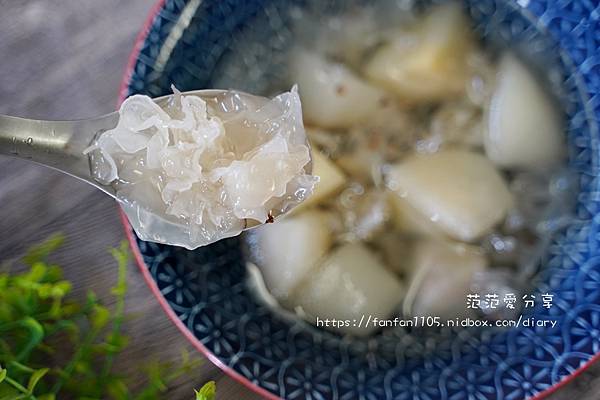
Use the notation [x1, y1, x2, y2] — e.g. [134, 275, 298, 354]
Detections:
[118, 1, 600, 399]
[118, 209, 281, 400]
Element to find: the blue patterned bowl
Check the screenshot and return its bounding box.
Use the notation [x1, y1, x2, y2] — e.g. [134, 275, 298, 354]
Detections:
[120, 0, 600, 399]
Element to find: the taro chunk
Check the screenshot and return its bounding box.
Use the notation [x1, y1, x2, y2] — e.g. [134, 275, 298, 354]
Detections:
[245, 210, 333, 300]
[290, 49, 386, 128]
[291, 243, 403, 336]
[293, 150, 346, 212]
[485, 53, 564, 170]
[364, 2, 473, 103]
[406, 240, 487, 318]
[386, 150, 513, 242]
[388, 192, 444, 238]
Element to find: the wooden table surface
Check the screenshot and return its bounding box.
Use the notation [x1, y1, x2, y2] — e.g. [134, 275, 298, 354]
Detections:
[0, 1, 598, 399]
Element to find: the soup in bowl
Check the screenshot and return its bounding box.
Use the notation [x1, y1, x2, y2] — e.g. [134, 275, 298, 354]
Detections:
[121, 0, 599, 398]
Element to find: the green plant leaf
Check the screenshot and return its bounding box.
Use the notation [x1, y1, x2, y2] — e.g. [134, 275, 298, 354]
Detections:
[0, 275, 8, 290]
[2, 235, 213, 400]
[22, 233, 65, 266]
[91, 305, 110, 330]
[8, 361, 35, 374]
[106, 378, 129, 400]
[195, 381, 216, 400]
[15, 317, 45, 361]
[106, 332, 129, 351]
[0, 389, 21, 400]
[27, 368, 49, 392]
[51, 281, 71, 298]
[45, 265, 63, 282]
[37, 283, 53, 299]
[27, 262, 47, 282]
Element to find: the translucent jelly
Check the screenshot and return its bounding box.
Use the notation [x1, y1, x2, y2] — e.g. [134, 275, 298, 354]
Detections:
[85, 87, 315, 249]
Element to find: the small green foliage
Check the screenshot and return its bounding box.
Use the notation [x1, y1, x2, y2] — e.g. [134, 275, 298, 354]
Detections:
[27, 367, 48, 392]
[0, 235, 213, 399]
[22, 234, 65, 267]
[195, 381, 216, 400]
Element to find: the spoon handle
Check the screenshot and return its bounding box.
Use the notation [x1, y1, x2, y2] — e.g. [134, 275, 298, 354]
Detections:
[0, 113, 119, 183]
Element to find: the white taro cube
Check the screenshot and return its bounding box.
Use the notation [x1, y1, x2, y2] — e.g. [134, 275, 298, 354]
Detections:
[246, 210, 333, 300]
[290, 50, 386, 129]
[364, 2, 473, 103]
[291, 243, 403, 336]
[386, 150, 513, 242]
[407, 240, 487, 318]
[292, 150, 346, 213]
[484, 52, 564, 170]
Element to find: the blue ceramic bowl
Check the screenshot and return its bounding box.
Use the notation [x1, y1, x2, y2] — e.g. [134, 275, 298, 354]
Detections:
[120, 0, 600, 398]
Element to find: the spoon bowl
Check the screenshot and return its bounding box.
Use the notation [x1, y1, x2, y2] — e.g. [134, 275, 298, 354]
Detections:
[0, 89, 312, 230]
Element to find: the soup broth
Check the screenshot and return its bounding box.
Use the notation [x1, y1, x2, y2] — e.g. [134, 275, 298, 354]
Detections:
[243, 1, 575, 336]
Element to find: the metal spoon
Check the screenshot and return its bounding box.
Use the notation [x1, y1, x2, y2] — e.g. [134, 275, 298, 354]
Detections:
[0, 89, 312, 229]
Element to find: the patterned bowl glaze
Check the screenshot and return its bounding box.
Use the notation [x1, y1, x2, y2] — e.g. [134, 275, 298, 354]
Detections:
[119, 0, 600, 399]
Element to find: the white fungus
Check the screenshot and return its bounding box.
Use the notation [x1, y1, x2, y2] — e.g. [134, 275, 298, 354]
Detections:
[85, 87, 316, 249]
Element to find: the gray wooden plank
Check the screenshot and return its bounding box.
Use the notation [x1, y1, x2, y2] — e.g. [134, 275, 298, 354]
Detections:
[0, 1, 261, 399]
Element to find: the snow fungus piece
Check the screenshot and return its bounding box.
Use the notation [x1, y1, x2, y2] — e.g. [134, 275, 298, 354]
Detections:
[85, 87, 316, 249]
